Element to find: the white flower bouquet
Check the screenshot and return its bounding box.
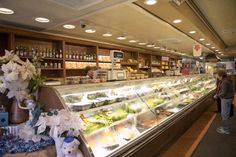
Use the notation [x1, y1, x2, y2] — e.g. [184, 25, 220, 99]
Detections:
[0, 50, 38, 103]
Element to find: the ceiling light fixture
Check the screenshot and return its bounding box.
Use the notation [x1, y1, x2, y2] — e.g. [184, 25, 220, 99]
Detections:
[0, 8, 14, 14]
[154, 46, 160, 49]
[199, 38, 205, 41]
[35, 17, 50, 23]
[138, 42, 147, 45]
[221, 54, 224, 56]
[189, 31, 196, 34]
[144, 0, 157, 5]
[102, 32, 112, 37]
[85, 27, 96, 33]
[117, 36, 126, 40]
[63, 24, 76, 29]
[173, 19, 182, 24]
[129, 40, 137, 43]
[211, 46, 215, 49]
[147, 44, 155, 48]
[218, 51, 222, 54]
[160, 47, 165, 51]
[206, 43, 211, 46]
[215, 50, 219, 52]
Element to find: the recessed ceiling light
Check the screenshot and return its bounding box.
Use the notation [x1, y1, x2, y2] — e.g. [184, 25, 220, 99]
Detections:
[102, 32, 112, 37]
[0, 8, 14, 14]
[117, 36, 126, 40]
[129, 40, 137, 43]
[63, 24, 76, 29]
[138, 42, 147, 45]
[160, 47, 165, 51]
[173, 19, 182, 24]
[206, 43, 211, 46]
[35, 17, 50, 23]
[85, 28, 96, 33]
[144, 0, 157, 5]
[215, 50, 219, 52]
[147, 44, 155, 47]
[199, 38, 205, 41]
[211, 46, 215, 49]
[154, 46, 160, 49]
[189, 31, 196, 34]
[218, 51, 222, 54]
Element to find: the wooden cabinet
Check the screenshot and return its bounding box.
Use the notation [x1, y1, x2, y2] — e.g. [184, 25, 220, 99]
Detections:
[0, 26, 179, 81]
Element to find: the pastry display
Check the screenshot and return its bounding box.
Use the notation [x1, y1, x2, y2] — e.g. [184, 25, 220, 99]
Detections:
[55, 74, 216, 157]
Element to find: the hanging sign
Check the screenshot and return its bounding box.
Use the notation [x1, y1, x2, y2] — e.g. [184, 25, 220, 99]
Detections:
[193, 43, 202, 57]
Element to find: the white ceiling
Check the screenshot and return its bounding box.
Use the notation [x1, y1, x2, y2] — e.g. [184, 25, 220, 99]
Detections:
[193, 0, 236, 47]
[1, 0, 234, 56]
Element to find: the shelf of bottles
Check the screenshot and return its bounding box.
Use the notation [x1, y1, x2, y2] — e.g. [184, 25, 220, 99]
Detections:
[15, 37, 64, 73]
[65, 44, 97, 70]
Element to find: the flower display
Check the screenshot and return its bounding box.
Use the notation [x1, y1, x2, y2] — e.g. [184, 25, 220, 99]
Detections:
[0, 50, 37, 102]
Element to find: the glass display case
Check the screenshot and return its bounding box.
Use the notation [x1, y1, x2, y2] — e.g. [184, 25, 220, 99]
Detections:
[44, 74, 216, 157]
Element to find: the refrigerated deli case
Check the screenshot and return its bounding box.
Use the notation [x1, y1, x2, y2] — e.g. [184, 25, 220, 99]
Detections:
[39, 74, 216, 157]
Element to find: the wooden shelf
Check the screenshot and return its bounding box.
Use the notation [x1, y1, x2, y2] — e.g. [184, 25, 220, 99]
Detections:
[98, 61, 112, 63]
[151, 64, 161, 67]
[41, 68, 63, 70]
[120, 62, 138, 66]
[65, 59, 96, 62]
[66, 68, 86, 70]
[42, 57, 63, 61]
[139, 67, 150, 69]
[19, 56, 63, 61]
[19, 56, 33, 59]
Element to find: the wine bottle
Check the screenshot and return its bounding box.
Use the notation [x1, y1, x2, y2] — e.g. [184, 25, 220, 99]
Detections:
[65, 50, 68, 59]
[23, 47, 28, 57]
[19, 46, 24, 57]
[15, 47, 19, 56]
[59, 49, 63, 58]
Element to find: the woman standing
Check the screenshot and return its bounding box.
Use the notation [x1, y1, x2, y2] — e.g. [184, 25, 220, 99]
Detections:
[216, 70, 234, 134]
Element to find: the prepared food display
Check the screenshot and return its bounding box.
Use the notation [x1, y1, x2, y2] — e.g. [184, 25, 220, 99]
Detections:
[52, 74, 216, 157]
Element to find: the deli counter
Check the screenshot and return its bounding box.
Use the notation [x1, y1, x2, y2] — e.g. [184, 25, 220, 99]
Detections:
[38, 74, 216, 157]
